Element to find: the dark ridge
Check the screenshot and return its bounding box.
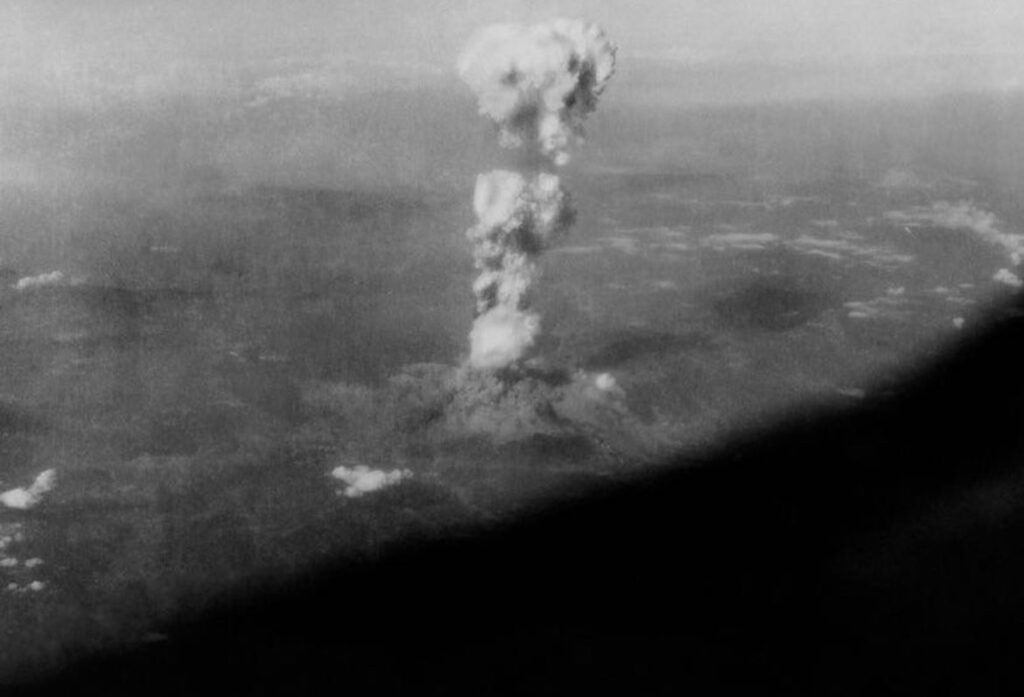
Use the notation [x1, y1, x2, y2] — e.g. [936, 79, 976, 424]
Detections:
[591, 170, 739, 193]
[497, 433, 596, 464]
[711, 277, 836, 330]
[494, 363, 574, 388]
[250, 186, 431, 225]
[0, 402, 48, 437]
[582, 329, 714, 369]
[9, 294, 1024, 696]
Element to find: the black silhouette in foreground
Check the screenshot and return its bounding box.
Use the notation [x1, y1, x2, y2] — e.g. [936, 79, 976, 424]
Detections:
[13, 294, 1024, 696]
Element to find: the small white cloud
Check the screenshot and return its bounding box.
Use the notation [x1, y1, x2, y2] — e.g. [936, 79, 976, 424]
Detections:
[787, 235, 914, 268]
[993, 268, 1023, 288]
[0, 469, 57, 510]
[953, 317, 965, 330]
[702, 231, 779, 251]
[0, 524, 24, 548]
[799, 248, 844, 261]
[843, 294, 910, 321]
[331, 465, 411, 498]
[945, 295, 975, 306]
[14, 271, 65, 291]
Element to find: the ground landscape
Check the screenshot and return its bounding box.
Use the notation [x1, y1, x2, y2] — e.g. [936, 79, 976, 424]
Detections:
[2, 8, 1024, 684]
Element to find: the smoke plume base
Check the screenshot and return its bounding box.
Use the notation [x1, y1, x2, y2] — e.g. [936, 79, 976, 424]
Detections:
[300, 20, 636, 459]
[305, 362, 679, 468]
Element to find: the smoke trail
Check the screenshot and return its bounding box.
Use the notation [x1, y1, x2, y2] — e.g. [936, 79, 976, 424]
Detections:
[459, 20, 616, 370]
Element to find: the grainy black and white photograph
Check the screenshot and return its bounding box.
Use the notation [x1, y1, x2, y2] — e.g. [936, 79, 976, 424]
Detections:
[3, 1, 1024, 694]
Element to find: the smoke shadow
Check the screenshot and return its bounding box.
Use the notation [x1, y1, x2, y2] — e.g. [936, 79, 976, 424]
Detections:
[581, 329, 715, 369]
[710, 277, 837, 331]
[0, 403, 48, 438]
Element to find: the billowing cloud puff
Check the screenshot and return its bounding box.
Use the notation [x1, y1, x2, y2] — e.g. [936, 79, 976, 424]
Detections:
[457, 19, 617, 166]
[468, 171, 573, 310]
[471, 171, 573, 250]
[466, 171, 574, 369]
[459, 19, 614, 371]
[469, 306, 540, 370]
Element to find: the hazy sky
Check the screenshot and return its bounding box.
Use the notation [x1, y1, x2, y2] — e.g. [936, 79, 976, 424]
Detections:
[2, 2, 1024, 196]
[4, 0, 1024, 88]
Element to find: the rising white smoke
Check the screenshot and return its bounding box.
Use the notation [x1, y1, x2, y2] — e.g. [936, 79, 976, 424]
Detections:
[467, 170, 574, 368]
[459, 20, 616, 370]
[457, 20, 617, 166]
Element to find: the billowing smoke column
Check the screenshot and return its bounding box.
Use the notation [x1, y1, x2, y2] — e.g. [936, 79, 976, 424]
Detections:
[458, 20, 617, 370]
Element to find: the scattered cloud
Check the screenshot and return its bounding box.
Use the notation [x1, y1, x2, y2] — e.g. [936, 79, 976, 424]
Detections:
[884, 201, 1024, 264]
[5, 581, 46, 594]
[14, 271, 66, 292]
[993, 268, 1022, 288]
[0, 524, 23, 551]
[843, 295, 912, 321]
[702, 231, 779, 251]
[788, 235, 915, 268]
[331, 465, 412, 498]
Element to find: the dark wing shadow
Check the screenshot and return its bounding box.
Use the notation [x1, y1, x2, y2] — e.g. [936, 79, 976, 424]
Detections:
[11, 295, 1024, 696]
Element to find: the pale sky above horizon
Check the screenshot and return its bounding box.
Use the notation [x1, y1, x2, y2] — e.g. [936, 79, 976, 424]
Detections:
[4, 0, 1024, 84]
[2, 1, 1024, 189]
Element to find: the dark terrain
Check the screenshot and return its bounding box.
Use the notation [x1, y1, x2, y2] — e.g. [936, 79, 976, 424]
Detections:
[9, 286, 1024, 696]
